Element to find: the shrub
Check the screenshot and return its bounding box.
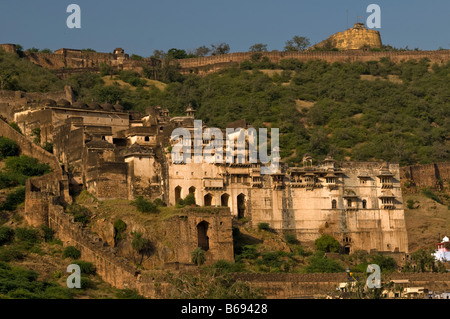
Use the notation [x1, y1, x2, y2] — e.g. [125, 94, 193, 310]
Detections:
[236, 245, 259, 260]
[406, 199, 415, 209]
[113, 219, 127, 242]
[0, 246, 25, 262]
[0, 137, 20, 159]
[304, 253, 345, 273]
[0, 186, 25, 211]
[62, 246, 81, 259]
[0, 226, 14, 246]
[115, 289, 145, 299]
[191, 247, 206, 266]
[133, 196, 158, 213]
[422, 188, 442, 204]
[9, 122, 22, 134]
[4, 155, 51, 177]
[314, 234, 340, 253]
[15, 227, 41, 244]
[284, 233, 299, 244]
[257, 223, 271, 231]
[65, 203, 91, 225]
[72, 260, 96, 275]
[153, 198, 166, 207]
[80, 276, 94, 290]
[39, 225, 55, 242]
[183, 193, 196, 206]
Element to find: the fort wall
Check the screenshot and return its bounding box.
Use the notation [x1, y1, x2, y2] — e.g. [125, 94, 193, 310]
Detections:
[175, 50, 450, 74]
[400, 162, 450, 189]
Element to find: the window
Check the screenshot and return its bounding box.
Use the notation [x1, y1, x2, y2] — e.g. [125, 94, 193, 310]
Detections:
[332, 200, 337, 209]
[362, 200, 367, 209]
[144, 136, 150, 142]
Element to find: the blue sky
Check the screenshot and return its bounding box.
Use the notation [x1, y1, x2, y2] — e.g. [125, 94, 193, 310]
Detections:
[0, 0, 449, 56]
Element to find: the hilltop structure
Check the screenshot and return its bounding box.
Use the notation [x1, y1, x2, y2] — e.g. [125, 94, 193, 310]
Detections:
[311, 23, 382, 51]
[12, 100, 409, 255]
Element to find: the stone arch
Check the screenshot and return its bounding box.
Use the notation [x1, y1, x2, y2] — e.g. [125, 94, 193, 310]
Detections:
[175, 186, 182, 204]
[144, 136, 150, 142]
[362, 199, 367, 209]
[204, 193, 213, 206]
[189, 186, 196, 194]
[197, 221, 209, 251]
[332, 199, 337, 209]
[237, 193, 246, 219]
[221, 193, 230, 207]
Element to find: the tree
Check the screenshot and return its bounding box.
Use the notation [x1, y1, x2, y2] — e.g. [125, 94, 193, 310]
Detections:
[131, 232, 154, 266]
[211, 43, 230, 55]
[167, 48, 189, 60]
[249, 43, 268, 52]
[151, 49, 166, 59]
[314, 234, 340, 253]
[0, 137, 20, 159]
[194, 45, 211, 57]
[191, 247, 206, 266]
[284, 36, 310, 51]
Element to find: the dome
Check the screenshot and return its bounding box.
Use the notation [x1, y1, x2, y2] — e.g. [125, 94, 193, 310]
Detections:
[72, 101, 88, 108]
[88, 102, 101, 110]
[113, 103, 124, 112]
[56, 99, 71, 107]
[101, 103, 115, 111]
[42, 99, 56, 107]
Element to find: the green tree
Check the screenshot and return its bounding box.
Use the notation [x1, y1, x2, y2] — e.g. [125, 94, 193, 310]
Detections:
[131, 232, 154, 266]
[0, 137, 20, 159]
[191, 247, 206, 266]
[249, 43, 268, 52]
[211, 43, 230, 55]
[314, 234, 340, 253]
[284, 36, 311, 51]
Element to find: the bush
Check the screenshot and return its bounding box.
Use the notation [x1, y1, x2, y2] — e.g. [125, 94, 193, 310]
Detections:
[304, 253, 345, 273]
[133, 196, 159, 213]
[115, 289, 145, 299]
[422, 188, 443, 204]
[284, 233, 299, 244]
[183, 193, 196, 206]
[39, 225, 55, 242]
[314, 234, 340, 253]
[9, 122, 22, 134]
[72, 260, 96, 275]
[0, 246, 25, 262]
[113, 219, 127, 242]
[62, 246, 81, 259]
[65, 203, 91, 225]
[257, 223, 271, 231]
[0, 137, 20, 159]
[191, 247, 206, 266]
[0, 226, 14, 246]
[406, 199, 415, 209]
[0, 186, 25, 211]
[4, 155, 51, 177]
[15, 227, 41, 245]
[153, 198, 166, 207]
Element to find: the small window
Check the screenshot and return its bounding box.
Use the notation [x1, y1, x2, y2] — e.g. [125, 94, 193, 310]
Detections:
[332, 200, 337, 209]
[362, 200, 367, 209]
[144, 136, 150, 142]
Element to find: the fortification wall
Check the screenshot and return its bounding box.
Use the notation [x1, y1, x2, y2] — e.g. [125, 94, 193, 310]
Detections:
[233, 272, 450, 298]
[176, 50, 450, 74]
[0, 119, 61, 174]
[400, 162, 450, 189]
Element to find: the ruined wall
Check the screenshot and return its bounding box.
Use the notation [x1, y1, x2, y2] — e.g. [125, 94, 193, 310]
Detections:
[0, 118, 61, 173]
[400, 162, 450, 189]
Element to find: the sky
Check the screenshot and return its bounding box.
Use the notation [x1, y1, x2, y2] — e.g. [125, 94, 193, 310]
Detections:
[0, 0, 449, 56]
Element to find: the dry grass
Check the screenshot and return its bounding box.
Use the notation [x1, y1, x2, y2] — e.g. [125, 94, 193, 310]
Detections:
[403, 191, 450, 252]
[102, 75, 167, 91]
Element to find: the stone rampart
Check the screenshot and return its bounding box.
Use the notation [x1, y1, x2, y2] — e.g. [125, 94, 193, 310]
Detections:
[400, 162, 450, 189]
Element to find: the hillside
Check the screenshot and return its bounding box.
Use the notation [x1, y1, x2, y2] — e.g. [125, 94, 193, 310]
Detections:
[1, 47, 449, 166]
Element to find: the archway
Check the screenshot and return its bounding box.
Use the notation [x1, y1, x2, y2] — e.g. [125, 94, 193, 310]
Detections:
[221, 193, 230, 207]
[189, 186, 196, 194]
[175, 186, 182, 204]
[204, 193, 213, 206]
[197, 221, 209, 251]
[237, 193, 246, 219]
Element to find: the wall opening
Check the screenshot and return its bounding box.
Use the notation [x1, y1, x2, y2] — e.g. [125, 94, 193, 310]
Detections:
[332, 199, 337, 209]
[175, 186, 182, 203]
[204, 193, 212, 206]
[197, 221, 209, 251]
[237, 193, 245, 219]
[221, 193, 229, 207]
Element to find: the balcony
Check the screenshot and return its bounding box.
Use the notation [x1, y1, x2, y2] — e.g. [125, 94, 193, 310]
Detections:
[203, 178, 224, 190]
